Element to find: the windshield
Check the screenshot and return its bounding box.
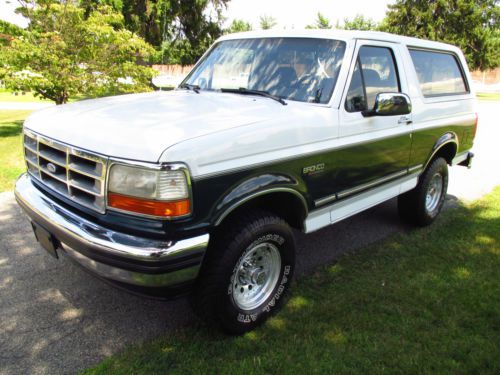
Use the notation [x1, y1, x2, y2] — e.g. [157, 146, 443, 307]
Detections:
[182, 38, 346, 104]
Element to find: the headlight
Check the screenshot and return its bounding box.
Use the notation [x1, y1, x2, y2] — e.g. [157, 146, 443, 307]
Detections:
[107, 164, 190, 218]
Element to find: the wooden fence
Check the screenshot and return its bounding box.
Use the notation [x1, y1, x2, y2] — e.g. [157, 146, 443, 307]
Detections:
[152, 65, 500, 85]
[470, 68, 500, 84]
[152, 65, 194, 77]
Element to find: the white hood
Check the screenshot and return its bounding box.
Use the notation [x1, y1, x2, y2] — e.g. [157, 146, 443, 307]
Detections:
[24, 90, 285, 162]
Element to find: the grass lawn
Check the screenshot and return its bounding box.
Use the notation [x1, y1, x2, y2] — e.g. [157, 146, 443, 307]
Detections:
[0, 89, 50, 103]
[83, 188, 500, 375]
[0, 110, 31, 192]
[476, 92, 500, 101]
[0, 89, 109, 104]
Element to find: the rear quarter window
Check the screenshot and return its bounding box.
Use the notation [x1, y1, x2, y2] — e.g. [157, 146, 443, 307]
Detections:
[409, 49, 469, 97]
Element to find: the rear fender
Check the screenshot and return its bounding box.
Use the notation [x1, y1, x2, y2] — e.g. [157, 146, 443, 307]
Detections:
[423, 132, 458, 170]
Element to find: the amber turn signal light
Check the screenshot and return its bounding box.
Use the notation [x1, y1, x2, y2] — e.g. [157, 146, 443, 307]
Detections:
[108, 193, 190, 217]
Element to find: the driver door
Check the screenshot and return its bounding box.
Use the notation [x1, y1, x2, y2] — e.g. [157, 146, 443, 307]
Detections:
[334, 40, 412, 195]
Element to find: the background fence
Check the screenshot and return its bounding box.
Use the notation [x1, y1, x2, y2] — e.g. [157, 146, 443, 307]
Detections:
[470, 68, 500, 84]
[152, 65, 500, 90]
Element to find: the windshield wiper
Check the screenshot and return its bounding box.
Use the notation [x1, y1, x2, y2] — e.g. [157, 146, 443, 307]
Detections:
[179, 83, 200, 93]
[220, 87, 287, 106]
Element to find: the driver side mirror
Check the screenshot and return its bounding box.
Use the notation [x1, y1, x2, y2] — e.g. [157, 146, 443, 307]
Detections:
[362, 93, 412, 117]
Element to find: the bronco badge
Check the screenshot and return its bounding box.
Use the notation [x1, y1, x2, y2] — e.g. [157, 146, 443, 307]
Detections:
[302, 163, 325, 176]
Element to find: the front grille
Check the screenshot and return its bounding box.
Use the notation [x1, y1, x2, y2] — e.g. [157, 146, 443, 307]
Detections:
[23, 129, 108, 213]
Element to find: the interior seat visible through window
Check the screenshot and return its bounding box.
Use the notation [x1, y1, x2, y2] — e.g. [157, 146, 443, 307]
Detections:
[345, 45, 401, 112]
[267, 67, 298, 97]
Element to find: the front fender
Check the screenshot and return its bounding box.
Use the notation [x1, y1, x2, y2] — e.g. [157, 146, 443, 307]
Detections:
[212, 173, 307, 226]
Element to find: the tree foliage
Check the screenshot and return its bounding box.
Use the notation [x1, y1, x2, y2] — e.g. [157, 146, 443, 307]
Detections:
[0, 20, 27, 45]
[337, 14, 378, 31]
[0, 1, 155, 104]
[381, 0, 500, 70]
[259, 14, 277, 30]
[306, 12, 332, 29]
[81, 0, 229, 65]
[225, 19, 252, 34]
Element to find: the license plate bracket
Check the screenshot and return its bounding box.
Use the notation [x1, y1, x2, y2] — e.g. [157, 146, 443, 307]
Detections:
[31, 222, 59, 259]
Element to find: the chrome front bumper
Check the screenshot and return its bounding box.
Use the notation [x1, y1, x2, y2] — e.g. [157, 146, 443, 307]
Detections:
[14, 173, 209, 289]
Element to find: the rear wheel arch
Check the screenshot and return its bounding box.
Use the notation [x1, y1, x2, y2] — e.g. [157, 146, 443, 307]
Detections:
[424, 136, 458, 169]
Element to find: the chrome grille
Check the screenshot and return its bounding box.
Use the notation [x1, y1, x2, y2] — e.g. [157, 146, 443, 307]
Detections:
[23, 129, 108, 213]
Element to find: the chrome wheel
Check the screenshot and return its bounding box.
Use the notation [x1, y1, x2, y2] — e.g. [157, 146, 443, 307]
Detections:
[425, 172, 443, 213]
[231, 242, 282, 310]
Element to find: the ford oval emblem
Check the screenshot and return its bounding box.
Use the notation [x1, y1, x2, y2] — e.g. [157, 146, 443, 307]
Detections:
[47, 162, 57, 173]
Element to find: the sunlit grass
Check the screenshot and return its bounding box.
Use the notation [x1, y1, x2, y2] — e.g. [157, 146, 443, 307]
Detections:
[476, 92, 500, 101]
[0, 110, 31, 192]
[0, 90, 50, 103]
[83, 187, 500, 375]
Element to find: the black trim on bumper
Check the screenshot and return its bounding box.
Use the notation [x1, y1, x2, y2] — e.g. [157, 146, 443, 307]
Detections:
[15, 174, 209, 291]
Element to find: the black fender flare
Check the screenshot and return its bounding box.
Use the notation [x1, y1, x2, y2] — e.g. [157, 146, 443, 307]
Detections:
[423, 132, 458, 171]
[213, 173, 308, 226]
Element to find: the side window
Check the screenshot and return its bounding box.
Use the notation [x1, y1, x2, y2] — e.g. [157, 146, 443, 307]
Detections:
[345, 60, 366, 112]
[409, 49, 468, 97]
[345, 46, 400, 112]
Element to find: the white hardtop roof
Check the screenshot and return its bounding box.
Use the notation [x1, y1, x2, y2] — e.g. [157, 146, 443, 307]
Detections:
[218, 29, 461, 53]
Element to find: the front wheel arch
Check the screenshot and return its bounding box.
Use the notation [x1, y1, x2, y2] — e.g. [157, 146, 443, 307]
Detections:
[214, 189, 308, 231]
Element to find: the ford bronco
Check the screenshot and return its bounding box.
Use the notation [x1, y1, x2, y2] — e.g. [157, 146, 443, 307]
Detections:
[15, 30, 476, 334]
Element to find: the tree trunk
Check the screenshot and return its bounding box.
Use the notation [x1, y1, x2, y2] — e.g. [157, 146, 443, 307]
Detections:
[55, 91, 69, 105]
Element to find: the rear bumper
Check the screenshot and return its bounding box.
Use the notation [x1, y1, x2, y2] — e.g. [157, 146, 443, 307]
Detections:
[14, 173, 209, 294]
[453, 151, 474, 169]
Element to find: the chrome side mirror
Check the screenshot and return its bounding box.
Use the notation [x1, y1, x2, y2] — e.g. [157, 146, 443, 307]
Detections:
[362, 92, 412, 117]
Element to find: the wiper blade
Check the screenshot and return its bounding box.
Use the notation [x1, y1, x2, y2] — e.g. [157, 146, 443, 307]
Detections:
[220, 87, 287, 105]
[179, 83, 200, 93]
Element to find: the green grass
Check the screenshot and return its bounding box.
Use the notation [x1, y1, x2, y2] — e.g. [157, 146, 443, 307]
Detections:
[476, 92, 500, 101]
[0, 110, 31, 191]
[0, 89, 50, 103]
[0, 88, 117, 104]
[83, 188, 500, 375]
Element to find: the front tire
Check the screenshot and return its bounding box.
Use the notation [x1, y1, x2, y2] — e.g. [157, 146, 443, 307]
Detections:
[193, 210, 296, 334]
[398, 157, 449, 226]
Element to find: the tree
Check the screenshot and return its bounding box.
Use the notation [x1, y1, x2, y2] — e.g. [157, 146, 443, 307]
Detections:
[0, 20, 27, 46]
[259, 15, 277, 30]
[381, 0, 500, 71]
[0, 1, 155, 104]
[226, 19, 252, 34]
[337, 14, 378, 30]
[81, 0, 229, 65]
[306, 12, 332, 29]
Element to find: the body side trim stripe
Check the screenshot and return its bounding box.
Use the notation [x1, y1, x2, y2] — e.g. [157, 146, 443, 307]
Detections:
[314, 169, 408, 207]
[408, 164, 423, 173]
[192, 114, 473, 180]
[336, 170, 408, 199]
[314, 193, 337, 207]
[305, 173, 419, 233]
[193, 130, 412, 180]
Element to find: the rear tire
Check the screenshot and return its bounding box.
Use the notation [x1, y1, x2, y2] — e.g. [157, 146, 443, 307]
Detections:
[192, 209, 296, 334]
[398, 157, 448, 226]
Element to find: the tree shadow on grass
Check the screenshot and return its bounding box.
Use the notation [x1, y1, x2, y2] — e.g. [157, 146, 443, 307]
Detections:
[0, 120, 23, 138]
[83, 190, 500, 375]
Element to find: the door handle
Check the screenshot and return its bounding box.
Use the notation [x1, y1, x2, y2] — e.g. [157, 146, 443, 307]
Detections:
[398, 115, 412, 125]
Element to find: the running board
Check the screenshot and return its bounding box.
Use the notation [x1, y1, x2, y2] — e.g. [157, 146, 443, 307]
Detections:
[304, 174, 418, 233]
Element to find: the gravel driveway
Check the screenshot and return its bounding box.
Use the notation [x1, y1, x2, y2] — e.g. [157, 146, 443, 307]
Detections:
[0, 101, 498, 375]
